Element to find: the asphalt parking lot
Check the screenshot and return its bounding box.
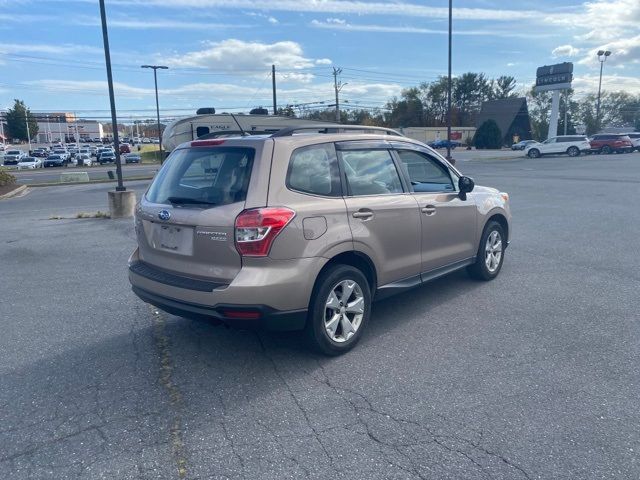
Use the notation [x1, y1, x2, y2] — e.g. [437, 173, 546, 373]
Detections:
[1, 152, 639, 479]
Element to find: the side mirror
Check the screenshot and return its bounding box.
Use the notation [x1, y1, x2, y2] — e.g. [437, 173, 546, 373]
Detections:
[458, 176, 474, 200]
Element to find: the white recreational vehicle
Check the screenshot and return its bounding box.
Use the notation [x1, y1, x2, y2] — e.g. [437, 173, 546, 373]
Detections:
[162, 111, 329, 152]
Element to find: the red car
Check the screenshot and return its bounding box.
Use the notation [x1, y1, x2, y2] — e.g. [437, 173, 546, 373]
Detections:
[119, 143, 131, 154]
[589, 134, 634, 154]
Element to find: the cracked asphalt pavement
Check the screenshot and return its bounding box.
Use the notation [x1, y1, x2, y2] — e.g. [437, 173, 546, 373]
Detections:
[1, 152, 639, 479]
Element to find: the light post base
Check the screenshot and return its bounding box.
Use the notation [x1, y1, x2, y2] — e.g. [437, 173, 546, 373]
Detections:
[108, 190, 136, 219]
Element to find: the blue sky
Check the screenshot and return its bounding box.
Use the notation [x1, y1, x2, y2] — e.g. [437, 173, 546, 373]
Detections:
[0, 0, 638, 122]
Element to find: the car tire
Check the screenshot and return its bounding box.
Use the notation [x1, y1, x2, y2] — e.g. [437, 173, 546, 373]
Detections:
[567, 146, 580, 157]
[306, 264, 371, 356]
[527, 148, 540, 158]
[467, 221, 506, 281]
[601, 146, 612, 154]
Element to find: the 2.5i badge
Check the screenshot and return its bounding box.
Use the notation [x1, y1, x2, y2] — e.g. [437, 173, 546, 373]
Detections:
[196, 230, 228, 242]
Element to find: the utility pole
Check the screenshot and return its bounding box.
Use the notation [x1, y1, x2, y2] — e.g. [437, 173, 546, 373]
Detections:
[99, 0, 125, 191]
[563, 90, 568, 136]
[333, 67, 345, 123]
[141, 64, 168, 163]
[595, 50, 611, 133]
[0, 110, 4, 144]
[25, 114, 32, 152]
[446, 0, 454, 163]
[272, 64, 277, 115]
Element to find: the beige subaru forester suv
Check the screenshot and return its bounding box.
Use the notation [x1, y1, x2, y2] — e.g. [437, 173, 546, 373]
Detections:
[129, 126, 510, 355]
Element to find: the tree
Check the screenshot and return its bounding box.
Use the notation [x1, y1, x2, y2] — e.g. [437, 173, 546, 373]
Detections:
[276, 105, 296, 117]
[385, 87, 424, 127]
[5, 99, 38, 142]
[492, 76, 517, 99]
[526, 87, 552, 140]
[474, 119, 502, 149]
[453, 72, 491, 126]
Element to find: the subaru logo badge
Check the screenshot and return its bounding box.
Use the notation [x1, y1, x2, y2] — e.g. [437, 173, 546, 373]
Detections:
[158, 210, 171, 221]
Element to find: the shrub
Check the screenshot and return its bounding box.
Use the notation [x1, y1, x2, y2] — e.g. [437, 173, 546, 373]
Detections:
[474, 120, 503, 149]
[0, 169, 16, 187]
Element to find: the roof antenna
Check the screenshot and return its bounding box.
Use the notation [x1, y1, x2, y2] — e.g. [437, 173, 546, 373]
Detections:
[229, 113, 248, 136]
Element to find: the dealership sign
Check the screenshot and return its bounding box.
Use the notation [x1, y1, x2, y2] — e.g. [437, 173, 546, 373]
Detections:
[535, 62, 573, 92]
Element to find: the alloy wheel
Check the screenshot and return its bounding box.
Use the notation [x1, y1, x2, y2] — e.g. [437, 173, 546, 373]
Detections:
[324, 280, 365, 343]
[484, 230, 503, 273]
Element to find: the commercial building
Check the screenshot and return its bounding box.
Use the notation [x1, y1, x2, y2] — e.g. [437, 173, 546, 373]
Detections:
[31, 113, 104, 143]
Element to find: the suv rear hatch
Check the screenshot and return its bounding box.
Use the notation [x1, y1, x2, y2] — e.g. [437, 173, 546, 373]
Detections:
[135, 139, 269, 284]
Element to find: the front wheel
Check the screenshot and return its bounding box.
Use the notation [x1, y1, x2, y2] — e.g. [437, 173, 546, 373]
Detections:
[601, 146, 612, 154]
[527, 148, 540, 158]
[306, 265, 371, 355]
[567, 146, 580, 157]
[467, 221, 506, 281]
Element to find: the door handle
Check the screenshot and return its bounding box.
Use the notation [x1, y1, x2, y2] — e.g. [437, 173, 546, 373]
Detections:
[421, 205, 436, 215]
[352, 210, 374, 220]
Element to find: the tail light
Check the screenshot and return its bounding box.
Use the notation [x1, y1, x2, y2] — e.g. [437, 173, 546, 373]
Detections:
[190, 139, 226, 147]
[235, 207, 295, 256]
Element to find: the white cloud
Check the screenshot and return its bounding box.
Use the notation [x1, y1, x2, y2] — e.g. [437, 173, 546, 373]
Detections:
[0, 43, 103, 56]
[315, 58, 332, 65]
[163, 39, 319, 72]
[577, 35, 640, 67]
[106, 0, 539, 21]
[572, 74, 640, 94]
[79, 17, 251, 30]
[552, 45, 581, 58]
[25, 79, 403, 107]
[310, 19, 551, 38]
[267, 16, 278, 24]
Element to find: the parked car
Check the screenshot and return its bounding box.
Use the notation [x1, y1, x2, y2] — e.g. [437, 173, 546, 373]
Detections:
[0, 143, 5, 152]
[3, 149, 26, 165]
[511, 140, 537, 150]
[31, 148, 48, 158]
[17, 156, 42, 169]
[142, 138, 151, 144]
[98, 151, 116, 165]
[524, 136, 591, 158]
[428, 139, 461, 149]
[52, 148, 69, 160]
[589, 134, 634, 154]
[96, 147, 113, 161]
[129, 126, 511, 354]
[124, 153, 141, 164]
[119, 143, 131, 154]
[622, 133, 640, 152]
[43, 154, 66, 167]
[76, 154, 93, 166]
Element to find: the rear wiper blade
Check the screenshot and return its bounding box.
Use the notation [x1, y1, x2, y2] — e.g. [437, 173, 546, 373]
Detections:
[166, 196, 216, 206]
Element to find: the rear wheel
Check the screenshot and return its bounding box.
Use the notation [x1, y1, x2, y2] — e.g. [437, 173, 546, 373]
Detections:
[601, 145, 612, 154]
[306, 265, 371, 355]
[467, 221, 505, 281]
[527, 148, 540, 158]
[567, 146, 580, 157]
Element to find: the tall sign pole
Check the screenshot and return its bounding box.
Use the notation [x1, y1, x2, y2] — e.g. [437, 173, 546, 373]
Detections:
[446, 0, 453, 162]
[272, 64, 277, 115]
[534, 62, 573, 140]
[99, 0, 125, 191]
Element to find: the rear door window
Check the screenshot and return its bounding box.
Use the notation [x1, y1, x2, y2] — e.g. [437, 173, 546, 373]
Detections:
[146, 147, 254, 207]
[287, 143, 341, 196]
[338, 149, 404, 196]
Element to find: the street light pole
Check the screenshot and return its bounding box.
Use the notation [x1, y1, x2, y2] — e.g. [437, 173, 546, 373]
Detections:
[595, 50, 611, 133]
[141, 65, 168, 163]
[99, 0, 125, 192]
[446, 0, 454, 164]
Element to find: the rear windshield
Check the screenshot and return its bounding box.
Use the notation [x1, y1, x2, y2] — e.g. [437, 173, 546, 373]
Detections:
[146, 146, 255, 207]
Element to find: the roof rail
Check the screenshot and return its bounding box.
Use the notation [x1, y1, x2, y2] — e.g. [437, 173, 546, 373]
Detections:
[270, 125, 404, 138]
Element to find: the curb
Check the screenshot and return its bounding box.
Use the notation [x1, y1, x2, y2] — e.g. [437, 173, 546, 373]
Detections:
[0, 184, 27, 200]
[26, 175, 155, 188]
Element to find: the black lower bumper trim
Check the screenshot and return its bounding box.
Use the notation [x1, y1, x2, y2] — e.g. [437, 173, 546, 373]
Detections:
[131, 286, 307, 331]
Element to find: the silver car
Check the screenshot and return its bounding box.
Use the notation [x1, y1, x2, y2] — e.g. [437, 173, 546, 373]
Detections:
[129, 126, 511, 354]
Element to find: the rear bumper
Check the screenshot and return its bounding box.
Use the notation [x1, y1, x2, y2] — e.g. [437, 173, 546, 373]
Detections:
[132, 285, 307, 331]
